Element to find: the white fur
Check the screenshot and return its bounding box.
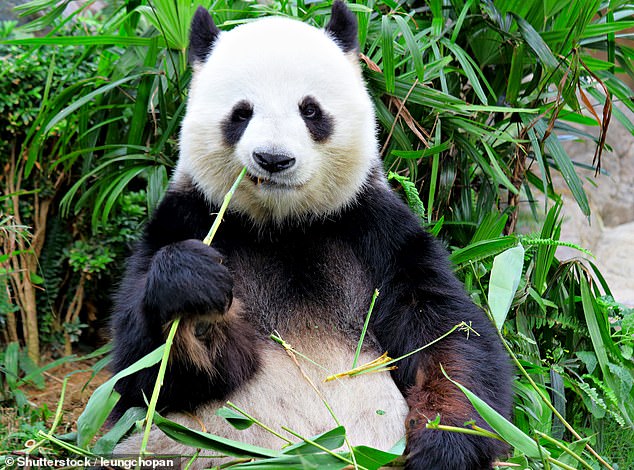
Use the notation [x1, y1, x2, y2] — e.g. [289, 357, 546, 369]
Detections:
[175, 16, 379, 224]
[117, 342, 408, 469]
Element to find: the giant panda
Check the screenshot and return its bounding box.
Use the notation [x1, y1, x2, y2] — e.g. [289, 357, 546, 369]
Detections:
[111, 2, 513, 469]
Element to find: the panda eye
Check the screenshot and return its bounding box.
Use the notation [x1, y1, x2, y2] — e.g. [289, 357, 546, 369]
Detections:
[231, 103, 253, 122]
[301, 104, 317, 119]
[299, 97, 322, 120]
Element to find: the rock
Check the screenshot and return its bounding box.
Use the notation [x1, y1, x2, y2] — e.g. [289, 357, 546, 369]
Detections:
[554, 102, 634, 306]
[593, 222, 634, 307]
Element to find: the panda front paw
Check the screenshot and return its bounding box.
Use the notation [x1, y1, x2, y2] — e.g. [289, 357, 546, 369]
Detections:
[143, 239, 233, 324]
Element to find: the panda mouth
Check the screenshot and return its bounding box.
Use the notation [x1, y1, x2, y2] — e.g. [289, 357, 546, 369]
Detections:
[247, 173, 301, 189]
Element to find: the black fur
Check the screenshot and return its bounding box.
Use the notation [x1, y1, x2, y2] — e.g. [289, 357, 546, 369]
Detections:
[189, 6, 220, 64]
[110, 2, 512, 466]
[222, 100, 254, 146]
[144, 240, 233, 324]
[299, 96, 334, 142]
[325, 0, 359, 53]
[110, 184, 260, 414]
[111, 172, 512, 468]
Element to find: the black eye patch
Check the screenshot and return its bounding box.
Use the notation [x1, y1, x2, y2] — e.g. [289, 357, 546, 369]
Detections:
[222, 100, 254, 146]
[299, 96, 333, 143]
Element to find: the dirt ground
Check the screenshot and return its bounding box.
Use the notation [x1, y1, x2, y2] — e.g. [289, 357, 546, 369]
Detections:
[1, 355, 110, 444]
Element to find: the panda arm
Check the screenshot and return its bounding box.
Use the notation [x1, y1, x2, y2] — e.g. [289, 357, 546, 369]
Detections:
[371, 229, 513, 470]
[110, 185, 259, 417]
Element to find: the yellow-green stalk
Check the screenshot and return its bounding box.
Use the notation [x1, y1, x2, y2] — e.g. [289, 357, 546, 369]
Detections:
[139, 167, 248, 458]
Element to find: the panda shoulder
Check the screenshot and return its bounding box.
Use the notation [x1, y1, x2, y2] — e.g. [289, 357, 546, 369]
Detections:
[143, 176, 214, 247]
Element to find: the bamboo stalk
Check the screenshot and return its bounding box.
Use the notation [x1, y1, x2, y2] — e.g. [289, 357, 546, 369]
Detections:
[139, 167, 248, 458]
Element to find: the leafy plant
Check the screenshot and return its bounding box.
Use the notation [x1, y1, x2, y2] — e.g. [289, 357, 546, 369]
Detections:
[1, 0, 633, 468]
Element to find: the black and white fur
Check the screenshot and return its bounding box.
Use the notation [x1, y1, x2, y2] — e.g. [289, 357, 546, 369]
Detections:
[111, 3, 512, 469]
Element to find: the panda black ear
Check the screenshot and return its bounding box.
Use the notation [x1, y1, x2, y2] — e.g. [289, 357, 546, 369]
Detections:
[189, 6, 221, 64]
[325, 0, 358, 53]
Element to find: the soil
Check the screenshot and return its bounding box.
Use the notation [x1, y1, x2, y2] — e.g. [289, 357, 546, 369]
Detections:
[28, 359, 109, 422]
[2, 354, 110, 442]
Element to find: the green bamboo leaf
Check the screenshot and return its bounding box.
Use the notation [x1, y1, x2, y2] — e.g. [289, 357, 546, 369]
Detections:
[442, 367, 547, 459]
[541, 21, 634, 43]
[512, 14, 559, 71]
[449, 235, 517, 268]
[429, 216, 444, 237]
[579, 277, 612, 381]
[429, 40, 448, 94]
[390, 141, 451, 160]
[282, 426, 346, 455]
[393, 16, 425, 84]
[60, 154, 156, 216]
[353, 445, 402, 469]
[369, 73, 464, 111]
[146, 165, 169, 214]
[533, 202, 562, 294]
[441, 39, 490, 104]
[153, 412, 279, 458]
[0, 36, 162, 46]
[381, 16, 395, 94]
[215, 406, 255, 431]
[42, 74, 145, 136]
[482, 142, 519, 195]
[533, 119, 590, 217]
[470, 213, 508, 244]
[450, 0, 475, 44]
[22, 77, 103, 178]
[429, 0, 443, 36]
[128, 37, 159, 147]
[506, 43, 524, 104]
[230, 454, 347, 469]
[97, 166, 148, 226]
[488, 244, 525, 330]
[450, 236, 518, 267]
[76, 345, 165, 448]
[93, 407, 146, 454]
[523, 123, 548, 201]
[457, 104, 537, 113]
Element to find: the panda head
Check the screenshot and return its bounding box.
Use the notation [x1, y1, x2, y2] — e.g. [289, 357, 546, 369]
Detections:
[176, 1, 380, 225]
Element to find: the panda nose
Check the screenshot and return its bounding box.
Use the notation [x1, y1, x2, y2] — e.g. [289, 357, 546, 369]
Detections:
[253, 151, 296, 173]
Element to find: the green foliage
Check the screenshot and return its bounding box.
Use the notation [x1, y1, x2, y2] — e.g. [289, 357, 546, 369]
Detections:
[1, 0, 633, 468]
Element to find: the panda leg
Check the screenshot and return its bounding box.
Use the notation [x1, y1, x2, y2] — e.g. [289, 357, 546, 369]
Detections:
[402, 345, 508, 470]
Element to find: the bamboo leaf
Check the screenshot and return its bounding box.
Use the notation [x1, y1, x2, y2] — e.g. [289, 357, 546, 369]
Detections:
[393, 16, 426, 84]
[1, 36, 162, 46]
[442, 367, 547, 459]
[153, 412, 279, 458]
[513, 14, 559, 71]
[482, 142, 519, 195]
[441, 38, 490, 104]
[282, 427, 346, 455]
[353, 445, 402, 469]
[381, 16, 395, 94]
[42, 74, 143, 136]
[230, 454, 347, 469]
[76, 345, 165, 448]
[488, 244, 525, 330]
[533, 119, 590, 217]
[450, 236, 519, 267]
[93, 407, 146, 454]
[215, 406, 255, 431]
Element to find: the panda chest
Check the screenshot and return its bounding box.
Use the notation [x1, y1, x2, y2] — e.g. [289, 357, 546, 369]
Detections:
[227, 240, 374, 337]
